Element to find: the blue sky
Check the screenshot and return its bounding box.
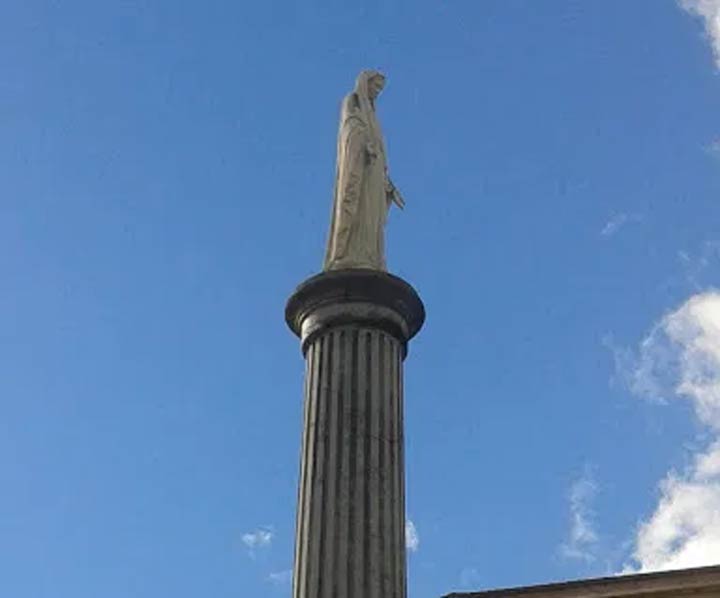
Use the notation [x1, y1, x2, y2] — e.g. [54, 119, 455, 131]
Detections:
[3, 1, 720, 597]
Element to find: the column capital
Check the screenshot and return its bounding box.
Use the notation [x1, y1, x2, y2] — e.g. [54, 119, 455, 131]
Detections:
[285, 269, 425, 355]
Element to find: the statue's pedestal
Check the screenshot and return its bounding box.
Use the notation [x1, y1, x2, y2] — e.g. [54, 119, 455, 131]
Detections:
[286, 269, 424, 598]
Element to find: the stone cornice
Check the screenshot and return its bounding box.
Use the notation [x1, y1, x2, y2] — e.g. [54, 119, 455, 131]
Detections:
[444, 565, 720, 598]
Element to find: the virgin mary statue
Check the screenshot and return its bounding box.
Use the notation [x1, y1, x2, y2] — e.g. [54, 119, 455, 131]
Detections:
[324, 70, 404, 272]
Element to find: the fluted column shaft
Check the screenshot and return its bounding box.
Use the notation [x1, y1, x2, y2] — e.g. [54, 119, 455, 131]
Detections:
[286, 270, 424, 598]
[294, 327, 405, 598]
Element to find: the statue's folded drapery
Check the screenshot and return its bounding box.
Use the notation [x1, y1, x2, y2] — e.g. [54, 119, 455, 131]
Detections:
[324, 70, 391, 271]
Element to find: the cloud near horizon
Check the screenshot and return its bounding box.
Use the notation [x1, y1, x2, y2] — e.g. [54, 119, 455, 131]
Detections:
[560, 466, 600, 563]
[623, 291, 720, 571]
[406, 519, 419, 553]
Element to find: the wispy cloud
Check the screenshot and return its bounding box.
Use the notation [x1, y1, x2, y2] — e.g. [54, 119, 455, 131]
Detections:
[406, 519, 419, 552]
[600, 213, 641, 238]
[267, 569, 293, 586]
[621, 291, 720, 571]
[679, 0, 720, 68]
[678, 241, 720, 291]
[242, 526, 273, 556]
[560, 466, 600, 562]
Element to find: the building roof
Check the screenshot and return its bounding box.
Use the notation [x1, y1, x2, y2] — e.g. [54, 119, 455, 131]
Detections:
[444, 565, 720, 598]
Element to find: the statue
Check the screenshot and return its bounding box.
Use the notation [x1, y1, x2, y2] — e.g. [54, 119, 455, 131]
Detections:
[324, 70, 405, 272]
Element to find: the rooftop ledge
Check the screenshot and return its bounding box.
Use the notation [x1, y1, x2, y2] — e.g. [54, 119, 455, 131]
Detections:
[444, 564, 720, 598]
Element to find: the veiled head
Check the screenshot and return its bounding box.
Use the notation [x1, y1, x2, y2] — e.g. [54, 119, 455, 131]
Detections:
[356, 70, 386, 101]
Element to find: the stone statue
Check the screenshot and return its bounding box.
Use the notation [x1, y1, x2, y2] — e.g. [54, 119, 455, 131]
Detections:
[324, 70, 405, 272]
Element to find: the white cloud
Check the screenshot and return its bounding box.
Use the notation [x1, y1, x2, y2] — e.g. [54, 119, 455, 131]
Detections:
[623, 291, 720, 571]
[560, 467, 600, 562]
[242, 527, 273, 552]
[629, 291, 720, 424]
[679, 0, 720, 68]
[634, 443, 720, 571]
[406, 519, 419, 552]
[267, 569, 293, 586]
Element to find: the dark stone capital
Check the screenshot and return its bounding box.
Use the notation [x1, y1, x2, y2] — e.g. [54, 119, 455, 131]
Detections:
[285, 269, 425, 356]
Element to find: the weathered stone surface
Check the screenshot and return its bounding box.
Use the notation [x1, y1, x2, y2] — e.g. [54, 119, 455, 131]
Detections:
[324, 70, 406, 272]
[286, 269, 424, 598]
[286, 269, 425, 354]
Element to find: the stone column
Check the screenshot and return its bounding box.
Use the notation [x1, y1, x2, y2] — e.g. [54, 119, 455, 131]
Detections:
[286, 269, 425, 598]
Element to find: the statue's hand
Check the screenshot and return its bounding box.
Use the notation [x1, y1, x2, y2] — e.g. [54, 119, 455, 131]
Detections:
[386, 179, 406, 209]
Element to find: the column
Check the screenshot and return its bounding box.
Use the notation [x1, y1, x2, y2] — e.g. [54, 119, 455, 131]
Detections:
[286, 269, 425, 598]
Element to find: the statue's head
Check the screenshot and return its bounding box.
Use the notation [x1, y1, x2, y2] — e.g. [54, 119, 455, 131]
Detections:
[357, 70, 386, 101]
[368, 73, 385, 100]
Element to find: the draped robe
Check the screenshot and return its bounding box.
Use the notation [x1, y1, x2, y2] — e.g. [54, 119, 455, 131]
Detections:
[324, 71, 391, 271]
